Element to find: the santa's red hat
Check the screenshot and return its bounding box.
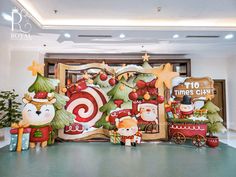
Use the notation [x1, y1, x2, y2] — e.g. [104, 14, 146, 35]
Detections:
[107, 109, 133, 125]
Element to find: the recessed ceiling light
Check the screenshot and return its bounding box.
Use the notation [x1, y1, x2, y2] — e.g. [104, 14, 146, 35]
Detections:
[173, 34, 179, 39]
[224, 34, 234, 39]
[1, 12, 12, 21]
[157, 7, 162, 12]
[119, 33, 125, 38]
[64, 33, 71, 38]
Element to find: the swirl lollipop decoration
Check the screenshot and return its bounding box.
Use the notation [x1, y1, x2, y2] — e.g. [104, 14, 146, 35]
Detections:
[66, 86, 108, 130]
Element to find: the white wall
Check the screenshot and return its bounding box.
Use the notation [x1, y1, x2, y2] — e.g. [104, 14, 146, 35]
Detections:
[190, 53, 228, 79]
[227, 56, 236, 130]
[8, 50, 44, 105]
[0, 44, 10, 90]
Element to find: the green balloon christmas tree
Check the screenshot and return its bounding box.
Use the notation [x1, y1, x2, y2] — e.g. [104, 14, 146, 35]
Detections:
[27, 62, 75, 130]
[134, 57, 156, 83]
[203, 100, 226, 136]
[93, 72, 113, 94]
[98, 76, 132, 129]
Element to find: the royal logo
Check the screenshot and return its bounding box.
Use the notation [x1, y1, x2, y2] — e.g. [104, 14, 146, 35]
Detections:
[11, 8, 32, 40]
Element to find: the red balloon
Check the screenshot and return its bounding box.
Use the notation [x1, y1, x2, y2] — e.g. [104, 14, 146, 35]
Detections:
[100, 73, 108, 81]
[109, 78, 116, 86]
[128, 91, 138, 101]
[157, 95, 165, 104]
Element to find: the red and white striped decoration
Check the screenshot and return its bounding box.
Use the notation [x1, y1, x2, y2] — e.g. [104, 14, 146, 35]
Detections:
[66, 86, 108, 129]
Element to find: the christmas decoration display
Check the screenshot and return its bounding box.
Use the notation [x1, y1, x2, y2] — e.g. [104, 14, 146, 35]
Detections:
[9, 121, 31, 152]
[203, 100, 226, 147]
[54, 55, 223, 146]
[21, 61, 75, 148]
[0, 90, 22, 128]
[166, 77, 221, 147]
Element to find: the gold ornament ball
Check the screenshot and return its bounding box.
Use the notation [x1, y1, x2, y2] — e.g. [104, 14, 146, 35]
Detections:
[61, 87, 67, 93]
[119, 84, 125, 91]
[144, 92, 150, 100]
[88, 79, 94, 84]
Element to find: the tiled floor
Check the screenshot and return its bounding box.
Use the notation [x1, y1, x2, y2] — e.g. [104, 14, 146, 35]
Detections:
[1, 141, 236, 177]
[1, 129, 236, 177]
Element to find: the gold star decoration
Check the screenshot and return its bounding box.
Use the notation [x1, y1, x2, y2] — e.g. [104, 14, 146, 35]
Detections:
[27, 60, 44, 76]
[148, 63, 179, 89]
[142, 52, 150, 62]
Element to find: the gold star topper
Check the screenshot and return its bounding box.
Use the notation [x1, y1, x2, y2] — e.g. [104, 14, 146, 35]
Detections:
[27, 60, 45, 76]
[142, 52, 150, 62]
[148, 63, 179, 89]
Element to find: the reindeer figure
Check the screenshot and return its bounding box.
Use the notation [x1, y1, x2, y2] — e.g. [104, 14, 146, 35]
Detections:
[22, 92, 56, 148]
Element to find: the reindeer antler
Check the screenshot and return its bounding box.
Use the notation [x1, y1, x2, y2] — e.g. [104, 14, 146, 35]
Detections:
[24, 93, 32, 101]
[47, 92, 55, 101]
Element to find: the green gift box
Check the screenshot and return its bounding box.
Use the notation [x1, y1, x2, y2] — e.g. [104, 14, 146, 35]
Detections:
[109, 130, 121, 144]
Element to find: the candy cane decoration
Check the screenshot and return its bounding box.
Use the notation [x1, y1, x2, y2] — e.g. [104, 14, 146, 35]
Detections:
[66, 86, 108, 129]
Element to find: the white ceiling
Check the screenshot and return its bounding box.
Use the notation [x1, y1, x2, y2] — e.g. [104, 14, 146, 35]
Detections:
[16, 0, 236, 28]
[0, 0, 236, 54]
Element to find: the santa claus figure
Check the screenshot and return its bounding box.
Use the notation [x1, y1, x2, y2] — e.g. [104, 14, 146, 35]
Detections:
[180, 95, 194, 119]
[138, 103, 158, 124]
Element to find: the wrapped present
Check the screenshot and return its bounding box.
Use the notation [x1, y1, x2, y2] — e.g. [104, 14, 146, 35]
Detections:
[194, 109, 208, 117]
[171, 101, 181, 118]
[10, 126, 31, 152]
[134, 131, 142, 144]
[109, 130, 121, 144]
[165, 105, 175, 119]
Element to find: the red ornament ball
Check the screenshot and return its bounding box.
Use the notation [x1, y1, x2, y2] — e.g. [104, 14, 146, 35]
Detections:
[109, 78, 116, 86]
[157, 95, 165, 104]
[100, 73, 108, 81]
[129, 91, 138, 101]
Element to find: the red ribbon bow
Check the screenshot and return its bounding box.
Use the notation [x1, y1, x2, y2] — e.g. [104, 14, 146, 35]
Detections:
[67, 78, 88, 97]
[136, 79, 156, 89]
[136, 79, 158, 96]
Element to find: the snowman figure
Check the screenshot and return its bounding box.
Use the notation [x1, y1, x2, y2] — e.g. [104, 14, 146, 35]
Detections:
[180, 95, 194, 119]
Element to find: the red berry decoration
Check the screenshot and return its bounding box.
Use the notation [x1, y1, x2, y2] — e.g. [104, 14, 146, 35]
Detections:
[109, 78, 116, 86]
[128, 91, 138, 101]
[157, 95, 165, 104]
[100, 73, 108, 81]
